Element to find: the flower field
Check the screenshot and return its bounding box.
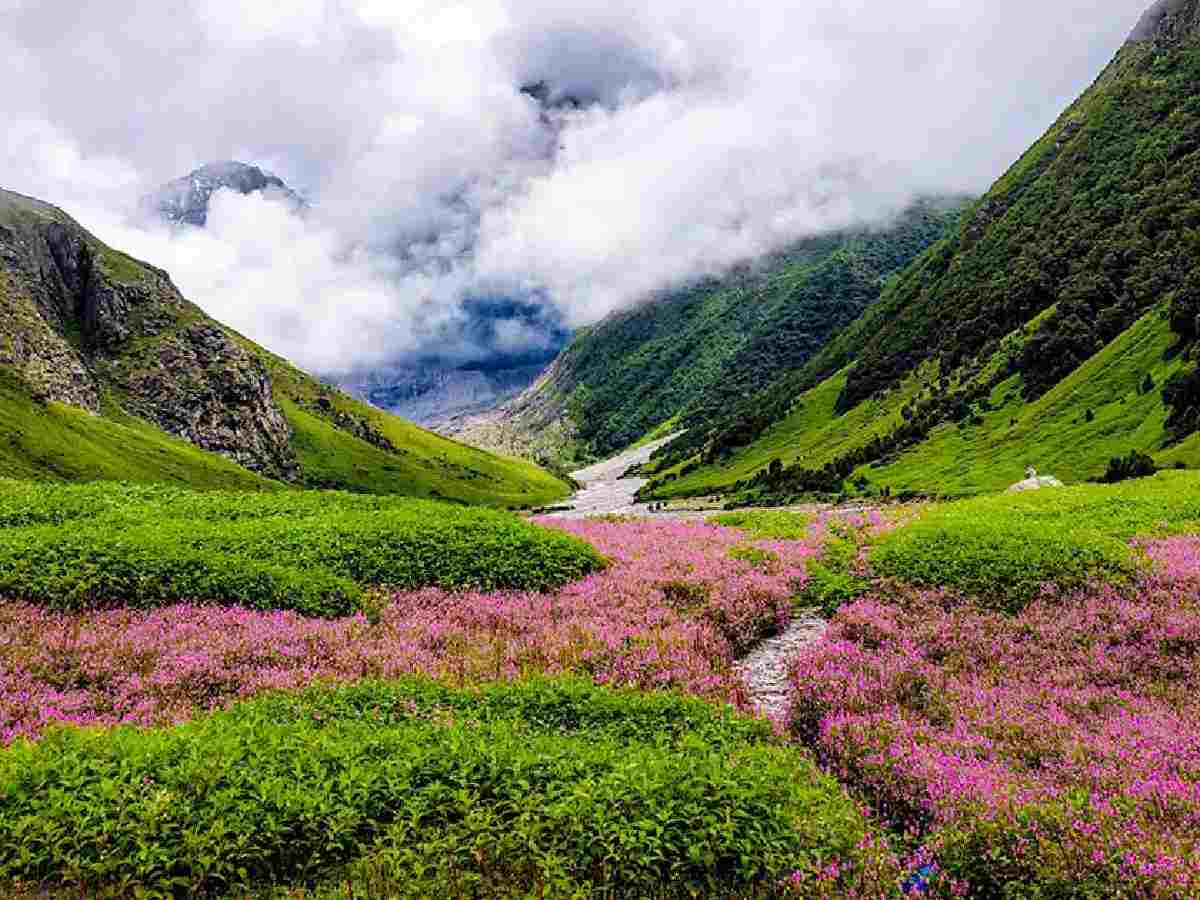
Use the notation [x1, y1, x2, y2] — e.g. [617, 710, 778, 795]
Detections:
[788, 481, 1200, 897]
[0, 517, 816, 744]
[2, 473, 1200, 897]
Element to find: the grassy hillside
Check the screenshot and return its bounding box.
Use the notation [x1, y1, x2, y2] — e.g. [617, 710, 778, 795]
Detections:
[488, 200, 967, 463]
[646, 18, 1200, 501]
[649, 307, 1200, 499]
[0, 188, 569, 506]
[0, 373, 276, 490]
[259, 352, 572, 506]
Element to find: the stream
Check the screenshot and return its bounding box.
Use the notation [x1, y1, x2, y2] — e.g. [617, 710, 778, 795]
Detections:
[545, 436, 829, 716]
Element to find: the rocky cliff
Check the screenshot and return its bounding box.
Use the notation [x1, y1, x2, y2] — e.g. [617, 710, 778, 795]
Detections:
[1128, 0, 1200, 45]
[0, 189, 296, 478]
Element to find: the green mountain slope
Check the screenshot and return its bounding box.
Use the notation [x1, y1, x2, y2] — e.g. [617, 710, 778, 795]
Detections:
[644, 5, 1200, 501]
[477, 199, 967, 464]
[0, 188, 568, 506]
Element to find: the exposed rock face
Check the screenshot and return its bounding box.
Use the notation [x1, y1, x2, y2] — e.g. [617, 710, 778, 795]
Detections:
[1007, 468, 1065, 493]
[0, 188, 297, 479]
[1128, 0, 1200, 45]
[143, 161, 305, 227]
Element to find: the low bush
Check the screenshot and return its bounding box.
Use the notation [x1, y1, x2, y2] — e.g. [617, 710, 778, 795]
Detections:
[0, 678, 876, 898]
[871, 518, 1137, 610]
[863, 476, 1200, 608]
[709, 510, 812, 541]
[1100, 449, 1158, 484]
[0, 481, 604, 617]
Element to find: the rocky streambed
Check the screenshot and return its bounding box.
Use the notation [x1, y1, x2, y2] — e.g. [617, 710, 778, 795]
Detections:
[547, 438, 829, 717]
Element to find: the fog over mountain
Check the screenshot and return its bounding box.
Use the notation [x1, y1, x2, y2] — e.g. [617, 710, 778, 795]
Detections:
[0, 0, 1148, 380]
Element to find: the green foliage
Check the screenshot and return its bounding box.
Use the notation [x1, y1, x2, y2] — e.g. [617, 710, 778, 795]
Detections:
[0, 373, 277, 490]
[708, 510, 812, 540]
[866, 475, 1200, 609]
[0, 481, 604, 616]
[799, 564, 870, 619]
[0, 679, 870, 898]
[535, 201, 965, 461]
[872, 519, 1136, 611]
[1100, 449, 1158, 483]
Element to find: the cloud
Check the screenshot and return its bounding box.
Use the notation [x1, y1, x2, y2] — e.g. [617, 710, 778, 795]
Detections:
[0, 0, 1149, 374]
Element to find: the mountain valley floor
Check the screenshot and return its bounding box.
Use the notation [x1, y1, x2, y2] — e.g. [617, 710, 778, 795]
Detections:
[0, 466, 1197, 896]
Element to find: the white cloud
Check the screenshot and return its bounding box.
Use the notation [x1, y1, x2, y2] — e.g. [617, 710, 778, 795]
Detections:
[0, 0, 1150, 373]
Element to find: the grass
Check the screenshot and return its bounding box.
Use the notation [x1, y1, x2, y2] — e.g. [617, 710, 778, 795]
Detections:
[869, 472, 1200, 607]
[0, 481, 604, 617]
[262, 355, 572, 508]
[649, 367, 920, 499]
[864, 307, 1200, 494]
[0, 374, 277, 490]
[652, 307, 1200, 501]
[0, 678, 875, 899]
[707, 510, 812, 541]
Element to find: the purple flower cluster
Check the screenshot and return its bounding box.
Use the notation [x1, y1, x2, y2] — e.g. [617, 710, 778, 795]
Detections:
[0, 518, 815, 743]
[787, 535, 1200, 896]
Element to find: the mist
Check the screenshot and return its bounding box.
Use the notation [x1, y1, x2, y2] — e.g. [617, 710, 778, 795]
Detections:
[0, 0, 1147, 375]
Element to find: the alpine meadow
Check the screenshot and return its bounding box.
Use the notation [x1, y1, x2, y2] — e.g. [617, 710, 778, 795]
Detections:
[2, 1, 1200, 898]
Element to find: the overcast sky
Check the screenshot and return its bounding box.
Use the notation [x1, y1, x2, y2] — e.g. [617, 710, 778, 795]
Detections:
[0, 0, 1150, 374]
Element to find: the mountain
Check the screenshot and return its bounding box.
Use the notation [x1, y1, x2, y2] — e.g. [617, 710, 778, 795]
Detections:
[462, 198, 970, 467]
[146, 162, 565, 430]
[0, 188, 570, 506]
[336, 298, 570, 430]
[640, 1, 1200, 501]
[143, 161, 305, 227]
[340, 362, 551, 429]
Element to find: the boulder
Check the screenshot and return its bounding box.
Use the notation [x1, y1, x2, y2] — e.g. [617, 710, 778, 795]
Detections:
[1007, 467, 1064, 493]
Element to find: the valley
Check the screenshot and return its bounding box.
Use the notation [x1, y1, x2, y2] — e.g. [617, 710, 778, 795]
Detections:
[2, 0, 1200, 897]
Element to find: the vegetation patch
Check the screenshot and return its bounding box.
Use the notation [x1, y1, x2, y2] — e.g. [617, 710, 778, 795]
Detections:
[867, 475, 1200, 608]
[708, 510, 812, 541]
[0, 678, 877, 899]
[789, 533, 1200, 897]
[0, 482, 604, 617]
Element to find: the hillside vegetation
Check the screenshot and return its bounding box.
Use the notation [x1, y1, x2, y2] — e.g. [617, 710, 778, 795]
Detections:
[644, 19, 1200, 501]
[0, 480, 602, 617]
[474, 200, 967, 465]
[0, 188, 569, 506]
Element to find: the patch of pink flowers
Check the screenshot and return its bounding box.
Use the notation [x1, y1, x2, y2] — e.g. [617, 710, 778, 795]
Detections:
[0, 518, 815, 743]
[787, 534, 1200, 897]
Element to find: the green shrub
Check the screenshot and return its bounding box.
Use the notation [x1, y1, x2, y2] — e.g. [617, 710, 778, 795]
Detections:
[709, 510, 812, 541]
[800, 563, 870, 618]
[871, 511, 1143, 611]
[0, 678, 870, 898]
[867, 475, 1200, 609]
[1100, 449, 1158, 484]
[0, 481, 604, 616]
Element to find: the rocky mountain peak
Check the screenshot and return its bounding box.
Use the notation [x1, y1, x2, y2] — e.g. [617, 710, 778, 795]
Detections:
[144, 161, 305, 227]
[1127, 0, 1200, 46]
